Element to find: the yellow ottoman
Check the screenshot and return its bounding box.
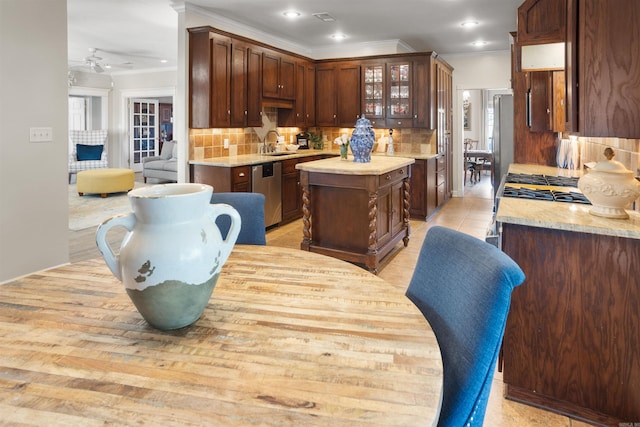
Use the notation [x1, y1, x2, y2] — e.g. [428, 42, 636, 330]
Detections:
[77, 168, 135, 198]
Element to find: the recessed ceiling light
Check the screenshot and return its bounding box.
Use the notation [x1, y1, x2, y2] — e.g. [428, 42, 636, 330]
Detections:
[330, 33, 347, 41]
[471, 40, 488, 47]
[461, 20, 479, 28]
[160, 59, 168, 63]
[283, 11, 301, 18]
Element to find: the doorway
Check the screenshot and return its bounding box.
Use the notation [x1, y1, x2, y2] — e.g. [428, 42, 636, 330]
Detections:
[460, 88, 512, 198]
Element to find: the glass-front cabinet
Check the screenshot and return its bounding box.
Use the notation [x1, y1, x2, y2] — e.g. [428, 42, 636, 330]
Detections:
[362, 64, 384, 120]
[387, 62, 412, 120]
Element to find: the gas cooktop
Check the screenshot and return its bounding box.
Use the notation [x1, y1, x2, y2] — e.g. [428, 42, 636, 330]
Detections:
[505, 173, 580, 188]
[502, 187, 591, 204]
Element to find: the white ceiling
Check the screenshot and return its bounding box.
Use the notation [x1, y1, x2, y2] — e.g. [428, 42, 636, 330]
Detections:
[67, 0, 521, 74]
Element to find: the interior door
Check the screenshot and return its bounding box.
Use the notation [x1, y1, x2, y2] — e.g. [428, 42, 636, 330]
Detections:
[129, 98, 159, 172]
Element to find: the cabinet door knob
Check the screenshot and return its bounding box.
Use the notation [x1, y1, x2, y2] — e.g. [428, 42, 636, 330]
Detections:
[386, 175, 391, 180]
[239, 172, 245, 177]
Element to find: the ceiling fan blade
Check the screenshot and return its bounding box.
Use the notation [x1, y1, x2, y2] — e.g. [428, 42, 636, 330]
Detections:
[92, 62, 104, 73]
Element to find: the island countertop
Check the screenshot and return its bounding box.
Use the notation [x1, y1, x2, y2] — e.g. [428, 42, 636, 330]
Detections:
[496, 164, 640, 240]
[189, 150, 433, 168]
[296, 155, 415, 175]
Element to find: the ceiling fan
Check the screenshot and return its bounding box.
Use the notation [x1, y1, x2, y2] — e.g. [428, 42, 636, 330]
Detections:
[70, 47, 133, 73]
[83, 47, 105, 73]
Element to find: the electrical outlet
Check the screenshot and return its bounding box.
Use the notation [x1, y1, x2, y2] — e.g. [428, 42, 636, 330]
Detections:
[30, 127, 53, 142]
[224, 138, 229, 149]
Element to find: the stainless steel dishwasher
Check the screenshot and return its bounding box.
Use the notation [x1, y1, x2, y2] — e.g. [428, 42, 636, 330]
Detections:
[252, 162, 282, 227]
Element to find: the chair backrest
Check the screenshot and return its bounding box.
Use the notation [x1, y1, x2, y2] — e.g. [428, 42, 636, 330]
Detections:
[210, 192, 266, 245]
[70, 130, 108, 160]
[406, 226, 525, 427]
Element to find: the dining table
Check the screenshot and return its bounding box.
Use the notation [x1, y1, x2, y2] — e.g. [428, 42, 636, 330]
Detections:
[0, 245, 442, 426]
[464, 149, 494, 184]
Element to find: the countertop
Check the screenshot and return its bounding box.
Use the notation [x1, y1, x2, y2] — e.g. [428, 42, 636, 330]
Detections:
[296, 155, 415, 175]
[496, 164, 640, 239]
[189, 149, 436, 168]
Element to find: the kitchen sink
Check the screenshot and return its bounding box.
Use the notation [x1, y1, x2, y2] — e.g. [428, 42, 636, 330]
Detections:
[262, 152, 291, 157]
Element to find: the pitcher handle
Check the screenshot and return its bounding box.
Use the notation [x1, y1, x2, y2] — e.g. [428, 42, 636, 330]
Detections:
[95, 213, 136, 281]
[208, 203, 241, 266]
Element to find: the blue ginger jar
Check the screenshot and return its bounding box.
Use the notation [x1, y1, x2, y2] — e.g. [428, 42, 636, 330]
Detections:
[350, 115, 375, 163]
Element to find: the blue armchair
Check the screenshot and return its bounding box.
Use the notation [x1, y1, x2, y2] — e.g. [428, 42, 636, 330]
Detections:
[210, 192, 266, 245]
[406, 226, 525, 427]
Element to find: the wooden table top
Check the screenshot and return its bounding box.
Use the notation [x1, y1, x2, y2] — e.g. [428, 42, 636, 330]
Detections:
[0, 245, 441, 426]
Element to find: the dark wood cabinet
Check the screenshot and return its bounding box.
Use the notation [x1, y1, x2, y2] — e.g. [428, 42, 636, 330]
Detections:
[362, 56, 435, 129]
[501, 223, 640, 425]
[315, 63, 337, 127]
[336, 62, 361, 127]
[189, 29, 262, 129]
[246, 47, 263, 127]
[294, 61, 315, 127]
[566, 0, 640, 138]
[304, 63, 316, 126]
[262, 50, 295, 100]
[409, 157, 438, 220]
[527, 71, 565, 133]
[517, 0, 567, 45]
[281, 158, 301, 223]
[315, 61, 361, 127]
[190, 164, 251, 192]
[435, 59, 453, 204]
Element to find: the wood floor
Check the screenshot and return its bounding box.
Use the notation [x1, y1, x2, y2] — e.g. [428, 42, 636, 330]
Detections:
[68, 173, 593, 426]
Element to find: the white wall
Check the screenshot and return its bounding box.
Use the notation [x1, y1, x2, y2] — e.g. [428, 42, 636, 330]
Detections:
[440, 50, 512, 197]
[0, 0, 69, 282]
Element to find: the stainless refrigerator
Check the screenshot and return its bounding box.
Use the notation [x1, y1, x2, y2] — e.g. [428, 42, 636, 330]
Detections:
[492, 94, 514, 197]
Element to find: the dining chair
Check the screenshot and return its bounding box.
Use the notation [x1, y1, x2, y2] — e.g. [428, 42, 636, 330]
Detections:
[406, 226, 525, 427]
[210, 192, 266, 245]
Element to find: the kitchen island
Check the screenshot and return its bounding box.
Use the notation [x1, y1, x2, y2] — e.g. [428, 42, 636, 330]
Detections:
[496, 164, 640, 425]
[296, 155, 415, 273]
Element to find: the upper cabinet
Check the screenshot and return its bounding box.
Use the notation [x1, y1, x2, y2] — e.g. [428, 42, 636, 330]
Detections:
[189, 27, 449, 133]
[361, 55, 436, 129]
[262, 50, 295, 100]
[315, 61, 361, 127]
[188, 28, 262, 129]
[566, 0, 640, 138]
[517, 0, 566, 45]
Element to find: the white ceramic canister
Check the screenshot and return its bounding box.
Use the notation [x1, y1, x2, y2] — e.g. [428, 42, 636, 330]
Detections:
[96, 183, 241, 330]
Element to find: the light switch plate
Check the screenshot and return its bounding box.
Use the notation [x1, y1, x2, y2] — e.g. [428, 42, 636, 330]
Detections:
[30, 127, 53, 142]
[223, 138, 229, 149]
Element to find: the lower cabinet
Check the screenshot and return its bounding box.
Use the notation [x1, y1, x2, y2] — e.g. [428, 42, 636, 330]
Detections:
[501, 223, 640, 425]
[190, 164, 251, 192]
[409, 157, 438, 220]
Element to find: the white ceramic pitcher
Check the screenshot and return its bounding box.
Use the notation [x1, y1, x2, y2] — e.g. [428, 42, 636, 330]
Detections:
[96, 183, 241, 330]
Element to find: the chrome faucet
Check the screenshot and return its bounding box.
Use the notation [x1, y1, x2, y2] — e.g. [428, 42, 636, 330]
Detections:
[262, 129, 280, 153]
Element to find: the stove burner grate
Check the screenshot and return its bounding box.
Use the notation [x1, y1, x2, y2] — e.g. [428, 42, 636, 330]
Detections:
[502, 186, 591, 204]
[505, 173, 580, 188]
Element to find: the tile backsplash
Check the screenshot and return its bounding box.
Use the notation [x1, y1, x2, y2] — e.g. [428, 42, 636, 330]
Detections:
[570, 135, 640, 173]
[190, 108, 436, 160]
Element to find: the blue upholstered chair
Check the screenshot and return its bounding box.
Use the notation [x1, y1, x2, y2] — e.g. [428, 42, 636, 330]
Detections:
[406, 226, 525, 427]
[210, 192, 266, 245]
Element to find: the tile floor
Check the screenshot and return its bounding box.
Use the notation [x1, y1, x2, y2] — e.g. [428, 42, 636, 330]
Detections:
[266, 176, 594, 427]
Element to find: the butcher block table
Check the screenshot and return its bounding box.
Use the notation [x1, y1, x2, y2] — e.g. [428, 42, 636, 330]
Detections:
[0, 245, 441, 426]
